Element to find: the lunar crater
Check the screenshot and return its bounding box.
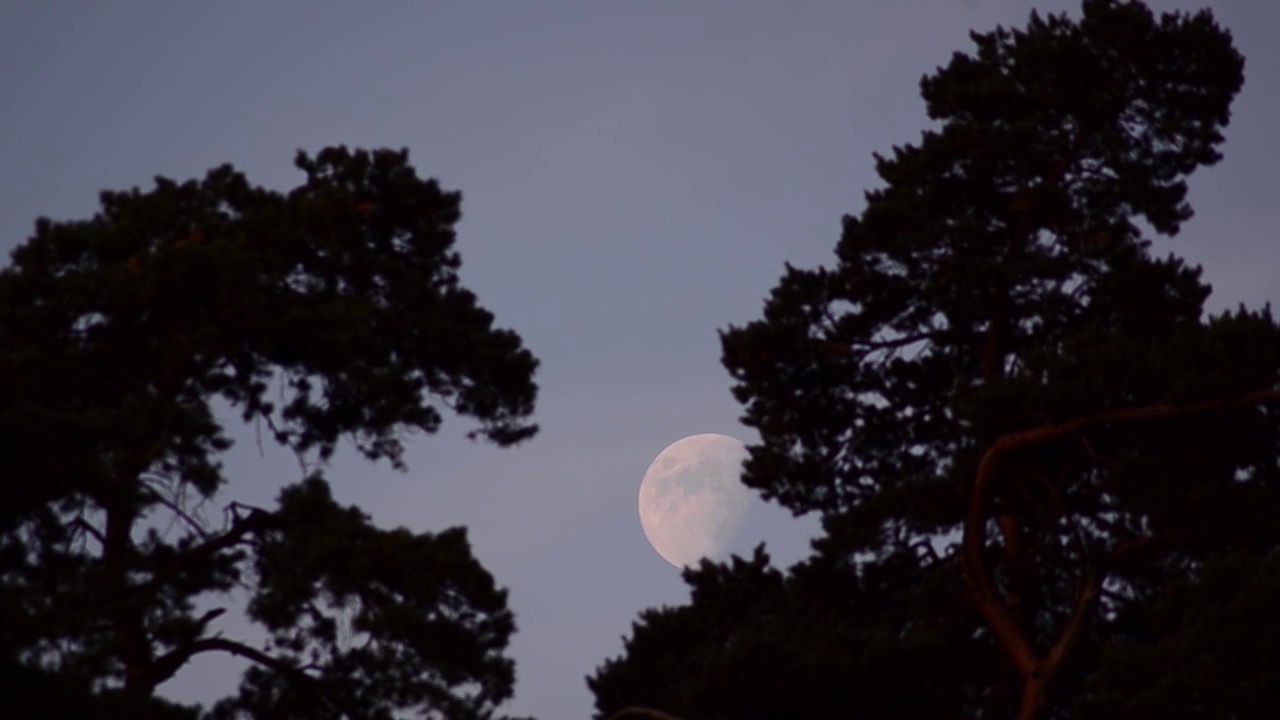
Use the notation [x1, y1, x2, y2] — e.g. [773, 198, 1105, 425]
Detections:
[638, 433, 751, 567]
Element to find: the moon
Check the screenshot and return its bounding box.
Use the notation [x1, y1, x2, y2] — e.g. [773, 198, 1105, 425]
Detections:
[638, 433, 752, 567]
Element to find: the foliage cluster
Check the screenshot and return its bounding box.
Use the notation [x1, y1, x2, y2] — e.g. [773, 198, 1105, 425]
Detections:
[591, 2, 1280, 718]
[1, 147, 539, 719]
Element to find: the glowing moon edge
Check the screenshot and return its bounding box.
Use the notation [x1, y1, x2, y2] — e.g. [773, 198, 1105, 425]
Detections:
[637, 433, 752, 568]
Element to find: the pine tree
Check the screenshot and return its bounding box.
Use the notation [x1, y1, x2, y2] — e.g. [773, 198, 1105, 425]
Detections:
[590, 2, 1280, 717]
[0, 146, 539, 719]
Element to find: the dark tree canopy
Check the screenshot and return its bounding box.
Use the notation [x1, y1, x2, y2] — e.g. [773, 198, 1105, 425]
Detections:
[0, 146, 538, 719]
[591, 2, 1280, 718]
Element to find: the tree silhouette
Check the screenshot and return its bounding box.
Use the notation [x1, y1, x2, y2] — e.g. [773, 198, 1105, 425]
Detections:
[0, 146, 539, 719]
[590, 2, 1280, 717]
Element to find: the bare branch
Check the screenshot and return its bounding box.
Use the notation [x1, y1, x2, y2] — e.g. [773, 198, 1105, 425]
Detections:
[150, 637, 366, 720]
[226, 500, 272, 522]
[963, 387, 1280, 700]
[260, 404, 312, 479]
[1041, 563, 1099, 680]
[143, 487, 210, 539]
[142, 507, 274, 598]
[913, 538, 943, 566]
[1079, 435, 1114, 468]
[67, 516, 106, 546]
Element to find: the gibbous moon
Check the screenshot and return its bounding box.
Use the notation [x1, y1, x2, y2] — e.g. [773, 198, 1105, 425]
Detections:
[638, 433, 752, 567]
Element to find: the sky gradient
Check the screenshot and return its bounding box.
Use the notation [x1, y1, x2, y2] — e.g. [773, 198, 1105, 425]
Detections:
[3, 2, 1278, 718]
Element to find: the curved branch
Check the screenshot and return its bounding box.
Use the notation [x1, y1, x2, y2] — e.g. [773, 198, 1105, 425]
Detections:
[67, 516, 106, 546]
[141, 507, 274, 597]
[1041, 563, 1099, 680]
[143, 487, 210, 539]
[155, 637, 366, 720]
[963, 387, 1280, 703]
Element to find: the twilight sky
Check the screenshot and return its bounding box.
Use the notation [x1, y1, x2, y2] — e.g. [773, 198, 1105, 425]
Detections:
[2, 2, 1277, 718]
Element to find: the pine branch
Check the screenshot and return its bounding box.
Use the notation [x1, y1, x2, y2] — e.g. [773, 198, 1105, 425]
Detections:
[141, 506, 274, 597]
[963, 386, 1280, 715]
[155, 637, 366, 720]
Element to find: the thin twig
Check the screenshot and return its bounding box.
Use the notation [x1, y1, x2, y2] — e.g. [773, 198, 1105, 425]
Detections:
[144, 487, 210, 539]
[1079, 435, 1113, 468]
[68, 516, 106, 546]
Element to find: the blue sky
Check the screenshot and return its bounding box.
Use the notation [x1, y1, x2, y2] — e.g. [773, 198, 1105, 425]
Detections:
[2, 2, 1277, 718]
